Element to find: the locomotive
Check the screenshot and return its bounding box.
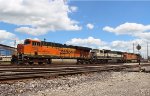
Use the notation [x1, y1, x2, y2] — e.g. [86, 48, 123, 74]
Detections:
[11, 39, 92, 64]
[11, 39, 140, 65]
[91, 49, 124, 63]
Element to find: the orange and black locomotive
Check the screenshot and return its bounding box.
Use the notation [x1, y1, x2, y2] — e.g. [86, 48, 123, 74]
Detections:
[11, 39, 91, 64]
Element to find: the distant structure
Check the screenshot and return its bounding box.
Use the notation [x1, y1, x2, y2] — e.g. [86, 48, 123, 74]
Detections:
[0, 44, 16, 56]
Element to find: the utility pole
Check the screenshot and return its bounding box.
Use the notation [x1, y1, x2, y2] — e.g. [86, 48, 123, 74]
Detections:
[136, 44, 141, 72]
[147, 42, 149, 61]
[133, 43, 134, 53]
[14, 40, 16, 48]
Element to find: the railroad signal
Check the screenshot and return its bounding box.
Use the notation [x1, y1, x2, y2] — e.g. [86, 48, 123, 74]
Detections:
[44, 38, 46, 42]
[136, 44, 141, 50]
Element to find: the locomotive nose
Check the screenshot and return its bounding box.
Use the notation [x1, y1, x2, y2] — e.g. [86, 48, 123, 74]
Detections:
[17, 44, 24, 53]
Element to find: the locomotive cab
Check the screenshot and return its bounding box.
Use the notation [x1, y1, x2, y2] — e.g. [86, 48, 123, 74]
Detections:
[24, 39, 31, 45]
[17, 39, 32, 53]
[16, 39, 42, 64]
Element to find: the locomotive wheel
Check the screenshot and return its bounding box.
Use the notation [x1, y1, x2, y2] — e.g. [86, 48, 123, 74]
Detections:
[77, 59, 81, 64]
[80, 60, 84, 64]
[28, 62, 34, 65]
[38, 62, 43, 65]
[85, 60, 90, 64]
[92, 60, 97, 64]
[82, 60, 87, 64]
[18, 61, 24, 65]
[89, 60, 93, 64]
[47, 59, 52, 64]
[76, 61, 80, 64]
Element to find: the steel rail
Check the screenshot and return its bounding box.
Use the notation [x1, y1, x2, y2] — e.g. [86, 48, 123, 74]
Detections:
[0, 63, 149, 81]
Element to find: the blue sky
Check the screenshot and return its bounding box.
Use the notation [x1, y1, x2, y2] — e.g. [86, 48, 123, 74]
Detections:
[0, 0, 150, 57]
[69, 1, 150, 40]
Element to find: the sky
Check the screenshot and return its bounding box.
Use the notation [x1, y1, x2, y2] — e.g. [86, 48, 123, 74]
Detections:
[0, 0, 150, 58]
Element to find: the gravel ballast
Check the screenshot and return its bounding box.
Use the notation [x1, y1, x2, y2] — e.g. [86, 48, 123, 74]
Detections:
[1, 72, 150, 96]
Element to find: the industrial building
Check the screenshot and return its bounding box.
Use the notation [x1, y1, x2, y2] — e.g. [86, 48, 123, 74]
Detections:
[0, 44, 16, 62]
[0, 44, 16, 56]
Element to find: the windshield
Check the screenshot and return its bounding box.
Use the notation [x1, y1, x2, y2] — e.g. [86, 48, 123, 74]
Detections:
[24, 40, 31, 45]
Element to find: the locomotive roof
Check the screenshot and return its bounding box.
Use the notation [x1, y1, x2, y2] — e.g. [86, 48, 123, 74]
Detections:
[123, 52, 139, 55]
[40, 41, 92, 50]
[110, 51, 123, 54]
[92, 49, 123, 54]
[25, 39, 40, 42]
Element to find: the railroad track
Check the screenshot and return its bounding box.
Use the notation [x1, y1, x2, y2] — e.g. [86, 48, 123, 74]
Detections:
[0, 63, 149, 81]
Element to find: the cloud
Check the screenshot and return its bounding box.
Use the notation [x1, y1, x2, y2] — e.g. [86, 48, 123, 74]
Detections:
[86, 23, 94, 29]
[0, 30, 16, 40]
[66, 37, 106, 48]
[0, 30, 17, 47]
[15, 27, 49, 36]
[33, 38, 40, 41]
[8, 39, 24, 47]
[70, 6, 78, 12]
[0, 0, 81, 36]
[134, 32, 150, 40]
[111, 39, 144, 51]
[103, 22, 150, 37]
[0, 29, 40, 47]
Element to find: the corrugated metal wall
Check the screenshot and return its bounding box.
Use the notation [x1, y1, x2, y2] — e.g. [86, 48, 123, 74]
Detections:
[0, 44, 16, 56]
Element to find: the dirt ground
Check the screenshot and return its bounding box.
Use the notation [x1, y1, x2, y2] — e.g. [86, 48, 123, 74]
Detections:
[1, 71, 150, 96]
[31, 72, 150, 96]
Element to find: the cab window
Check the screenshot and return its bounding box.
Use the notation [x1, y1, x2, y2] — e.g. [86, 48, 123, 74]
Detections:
[24, 40, 31, 45]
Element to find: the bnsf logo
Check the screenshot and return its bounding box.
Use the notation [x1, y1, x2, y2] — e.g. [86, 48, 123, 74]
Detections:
[60, 50, 74, 54]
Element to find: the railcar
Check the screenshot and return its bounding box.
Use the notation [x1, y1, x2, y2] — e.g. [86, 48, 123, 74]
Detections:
[11, 39, 91, 64]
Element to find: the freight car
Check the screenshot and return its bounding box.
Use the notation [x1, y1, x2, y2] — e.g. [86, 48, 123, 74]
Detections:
[11, 39, 92, 64]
